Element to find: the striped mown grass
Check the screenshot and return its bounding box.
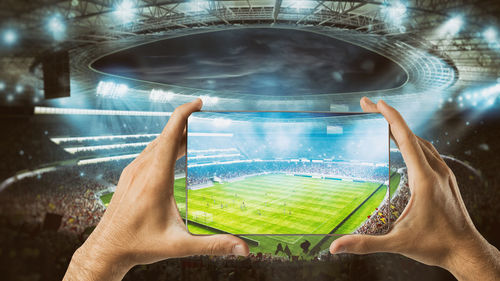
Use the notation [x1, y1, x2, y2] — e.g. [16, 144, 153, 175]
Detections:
[101, 174, 400, 257]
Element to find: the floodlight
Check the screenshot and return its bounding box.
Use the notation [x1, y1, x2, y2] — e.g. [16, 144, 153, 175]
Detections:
[289, 0, 315, 9]
[189, 0, 210, 12]
[380, 1, 407, 27]
[199, 95, 219, 106]
[0, 81, 5, 90]
[2, 29, 17, 45]
[35, 106, 171, 117]
[114, 0, 136, 23]
[483, 27, 498, 48]
[214, 118, 232, 127]
[483, 27, 497, 42]
[47, 14, 66, 40]
[96, 81, 128, 98]
[149, 89, 173, 103]
[15, 84, 23, 93]
[438, 16, 463, 37]
[459, 83, 500, 109]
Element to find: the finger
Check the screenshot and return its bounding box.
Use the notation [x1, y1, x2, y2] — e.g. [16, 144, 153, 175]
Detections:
[416, 136, 444, 164]
[416, 137, 448, 175]
[162, 99, 203, 144]
[185, 234, 249, 257]
[360, 97, 378, 113]
[330, 234, 393, 255]
[154, 99, 202, 172]
[361, 97, 401, 148]
[376, 100, 431, 178]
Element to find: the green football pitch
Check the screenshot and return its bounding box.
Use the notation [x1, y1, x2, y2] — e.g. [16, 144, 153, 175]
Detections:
[187, 174, 383, 236]
[101, 173, 401, 257]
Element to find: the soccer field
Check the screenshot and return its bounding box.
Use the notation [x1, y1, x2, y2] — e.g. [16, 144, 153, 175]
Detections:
[187, 174, 382, 238]
[101, 173, 401, 257]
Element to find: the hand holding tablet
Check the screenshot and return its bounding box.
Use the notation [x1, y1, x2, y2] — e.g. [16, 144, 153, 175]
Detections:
[330, 98, 500, 281]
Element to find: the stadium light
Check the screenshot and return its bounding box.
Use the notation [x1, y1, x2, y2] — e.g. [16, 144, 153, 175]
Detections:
[47, 14, 66, 40]
[50, 133, 159, 144]
[189, 132, 233, 137]
[114, 0, 136, 23]
[288, 0, 316, 10]
[15, 84, 23, 94]
[437, 15, 464, 37]
[380, 1, 407, 30]
[188, 0, 210, 12]
[483, 27, 497, 43]
[35, 106, 172, 117]
[199, 95, 219, 106]
[214, 118, 232, 127]
[188, 148, 238, 154]
[483, 27, 499, 49]
[96, 81, 128, 98]
[187, 153, 241, 160]
[149, 89, 174, 103]
[0, 81, 5, 90]
[459, 83, 500, 109]
[78, 153, 140, 165]
[2, 29, 17, 45]
[64, 142, 150, 154]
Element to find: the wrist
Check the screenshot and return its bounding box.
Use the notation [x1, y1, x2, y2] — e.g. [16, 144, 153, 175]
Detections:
[443, 230, 500, 281]
[64, 238, 134, 281]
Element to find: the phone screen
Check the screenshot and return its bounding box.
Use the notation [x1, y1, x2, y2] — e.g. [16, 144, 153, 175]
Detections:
[185, 111, 390, 236]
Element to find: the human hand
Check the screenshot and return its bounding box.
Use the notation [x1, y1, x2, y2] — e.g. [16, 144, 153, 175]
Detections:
[329, 97, 500, 281]
[64, 99, 249, 281]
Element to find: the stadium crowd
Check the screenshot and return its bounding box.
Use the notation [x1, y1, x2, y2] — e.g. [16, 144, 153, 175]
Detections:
[187, 160, 388, 187]
[355, 168, 410, 235]
[0, 157, 187, 235]
[0, 166, 107, 234]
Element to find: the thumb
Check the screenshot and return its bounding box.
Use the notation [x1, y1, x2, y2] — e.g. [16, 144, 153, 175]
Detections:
[188, 234, 249, 256]
[360, 97, 379, 113]
[330, 234, 390, 255]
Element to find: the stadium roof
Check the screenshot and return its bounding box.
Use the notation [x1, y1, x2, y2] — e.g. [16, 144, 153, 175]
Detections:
[0, 0, 499, 113]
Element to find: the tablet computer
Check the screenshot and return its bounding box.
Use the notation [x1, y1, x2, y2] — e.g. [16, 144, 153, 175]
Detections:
[185, 111, 390, 236]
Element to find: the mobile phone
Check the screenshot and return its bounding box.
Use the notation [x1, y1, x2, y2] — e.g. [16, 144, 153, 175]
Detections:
[185, 111, 390, 236]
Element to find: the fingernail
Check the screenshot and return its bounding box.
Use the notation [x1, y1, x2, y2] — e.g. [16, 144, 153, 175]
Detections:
[232, 244, 246, 256]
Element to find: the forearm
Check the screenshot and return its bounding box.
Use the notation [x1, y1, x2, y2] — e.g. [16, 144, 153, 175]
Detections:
[444, 234, 500, 281]
[63, 243, 132, 281]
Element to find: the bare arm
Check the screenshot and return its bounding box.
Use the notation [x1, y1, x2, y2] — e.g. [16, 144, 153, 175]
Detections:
[330, 97, 500, 281]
